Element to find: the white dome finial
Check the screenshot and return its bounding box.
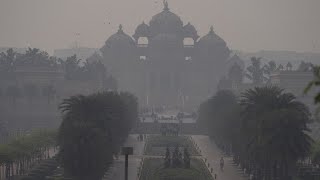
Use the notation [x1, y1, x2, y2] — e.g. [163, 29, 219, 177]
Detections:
[210, 26, 214, 33]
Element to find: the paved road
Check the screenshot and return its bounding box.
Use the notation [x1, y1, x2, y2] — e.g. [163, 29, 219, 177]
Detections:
[104, 134, 247, 180]
[192, 135, 248, 180]
[103, 134, 145, 180]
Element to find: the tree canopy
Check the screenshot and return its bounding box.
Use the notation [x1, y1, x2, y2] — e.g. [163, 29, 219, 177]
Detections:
[199, 86, 313, 180]
[58, 91, 138, 180]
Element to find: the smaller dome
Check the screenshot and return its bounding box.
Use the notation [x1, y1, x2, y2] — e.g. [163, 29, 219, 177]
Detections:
[100, 25, 136, 57]
[104, 25, 135, 48]
[183, 22, 199, 40]
[133, 22, 150, 40]
[198, 26, 227, 46]
[227, 53, 245, 70]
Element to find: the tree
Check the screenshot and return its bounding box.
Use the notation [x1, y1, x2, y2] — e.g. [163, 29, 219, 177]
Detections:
[199, 87, 313, 180]
[0, 48, 17, 80]
[172, 146, 182, 168]
[240, 86, 313, 180]
[305, 66, 320, 115]
[183, 147, 190, 168]
[18, 48, 54, 67]
[311, 141, 320, 166]
[59, 94, 112, 180]
[64, 55, 81, 80]
[23, 83, 38, 104]
[0, 130, 57, 178]
[277, 64, 284, 71]
[198, 90, 240, 147]
[286, 62, 293, 71]
[6, 85, 21, 108]
[264, 60, 277, 82]
[246, 57, 266, 85]
[298, 61, 313, 72]
[58, 91, 138, 180]
[164, 147, 171, 168]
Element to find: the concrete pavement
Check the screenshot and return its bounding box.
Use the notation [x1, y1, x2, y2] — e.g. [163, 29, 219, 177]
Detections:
[104, 134, 248, 180]
[192, 135, 248, 180]
[103, 134, 145, 180]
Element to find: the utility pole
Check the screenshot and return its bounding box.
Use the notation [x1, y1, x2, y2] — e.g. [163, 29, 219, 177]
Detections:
[121, 147, 133, 180]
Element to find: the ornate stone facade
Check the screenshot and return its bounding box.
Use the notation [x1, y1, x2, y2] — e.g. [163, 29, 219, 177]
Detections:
[101, 2, 243, 107]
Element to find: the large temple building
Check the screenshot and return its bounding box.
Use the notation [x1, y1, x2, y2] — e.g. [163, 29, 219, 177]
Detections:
[100, 1, 243, 107]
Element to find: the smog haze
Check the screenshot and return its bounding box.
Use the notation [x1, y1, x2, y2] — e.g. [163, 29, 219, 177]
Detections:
[0, 0, 320, 53]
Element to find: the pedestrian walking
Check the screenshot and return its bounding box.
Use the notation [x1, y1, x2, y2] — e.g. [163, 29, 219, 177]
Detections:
[214, 173, 217, 179]
[220, 157, 224, 172]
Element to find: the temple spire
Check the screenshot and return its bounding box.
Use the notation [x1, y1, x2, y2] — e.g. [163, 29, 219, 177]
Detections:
[163, 0, 169, 11]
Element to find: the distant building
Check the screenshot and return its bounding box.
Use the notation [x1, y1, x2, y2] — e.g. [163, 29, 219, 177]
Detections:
[270, 70, 317, 111]
[270, 70, 313, 96]
[53, 47, 98, 61]
[14, 65, 64, 88]
[100, 1, 244, 107]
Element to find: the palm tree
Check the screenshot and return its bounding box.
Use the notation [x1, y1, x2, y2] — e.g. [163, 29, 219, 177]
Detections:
[23, 83, 38, 104]
[264, 60, 277, 83]
[246, 57, 266, 85]
[198, 90, 241, 150]
[58, 91, 138, 180]
[240, 86, 313, 180]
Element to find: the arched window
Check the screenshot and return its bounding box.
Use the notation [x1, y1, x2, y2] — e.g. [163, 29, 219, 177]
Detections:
[183, 37, 194, 47]
[140, 56, 146, 60]
[185, 56, 192, 61]
[138, 37, 149, 46]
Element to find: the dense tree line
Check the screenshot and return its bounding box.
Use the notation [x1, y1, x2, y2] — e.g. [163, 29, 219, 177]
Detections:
[224, 57, 313, 89]
[0, 48, 117, 89]
[0, 130, 57, 179]
[58, 91, 138, 180]
[198, 86, 313, 180]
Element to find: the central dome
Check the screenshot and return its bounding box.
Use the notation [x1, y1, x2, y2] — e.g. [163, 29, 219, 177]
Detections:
[149, 1, 183, 36]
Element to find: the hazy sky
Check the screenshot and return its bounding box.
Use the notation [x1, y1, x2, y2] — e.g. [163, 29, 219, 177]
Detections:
[0, 0, 319, 54]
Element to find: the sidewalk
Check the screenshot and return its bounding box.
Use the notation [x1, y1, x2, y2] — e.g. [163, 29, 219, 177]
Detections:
[103, 134, 145, 180]
[192, 135, 248, 180]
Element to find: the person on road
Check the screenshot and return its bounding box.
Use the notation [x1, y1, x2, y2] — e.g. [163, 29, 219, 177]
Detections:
[220, 157, 224, 172]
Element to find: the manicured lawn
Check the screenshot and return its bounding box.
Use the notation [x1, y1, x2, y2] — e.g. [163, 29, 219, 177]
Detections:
[144, 135, 199, 156]
[139, 158, 213, 180]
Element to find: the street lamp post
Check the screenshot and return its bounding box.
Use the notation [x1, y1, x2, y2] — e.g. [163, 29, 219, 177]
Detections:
[121, 147, 134, 180]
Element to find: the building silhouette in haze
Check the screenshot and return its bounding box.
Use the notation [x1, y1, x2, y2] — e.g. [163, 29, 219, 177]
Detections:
[100, 1, 243, 107]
